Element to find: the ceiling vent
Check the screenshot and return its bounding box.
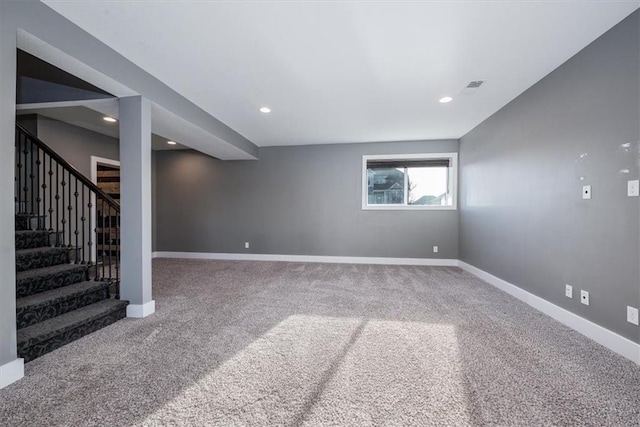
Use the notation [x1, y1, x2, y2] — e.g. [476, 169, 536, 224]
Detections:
[460, 80, 485, 95]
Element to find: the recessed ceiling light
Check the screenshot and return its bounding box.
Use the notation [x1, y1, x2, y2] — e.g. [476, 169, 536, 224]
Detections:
[439, 97, 453, 104]
[259, 107, 271, 113]
[103, 116, 117, 122]
[167, 141, 177, 145]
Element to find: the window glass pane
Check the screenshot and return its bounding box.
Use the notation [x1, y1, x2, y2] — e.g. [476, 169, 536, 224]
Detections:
[407, 166, 448, 206]
[367, 167, 405, 204]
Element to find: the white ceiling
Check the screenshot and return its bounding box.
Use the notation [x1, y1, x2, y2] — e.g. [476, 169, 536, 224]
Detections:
[42, 1, 638, 147]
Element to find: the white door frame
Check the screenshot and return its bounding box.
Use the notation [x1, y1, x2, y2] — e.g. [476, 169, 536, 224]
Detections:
[90, 156, 120, 263]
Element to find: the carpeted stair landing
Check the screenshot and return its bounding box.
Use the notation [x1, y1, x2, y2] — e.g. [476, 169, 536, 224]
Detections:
[14, 213, 127, 362]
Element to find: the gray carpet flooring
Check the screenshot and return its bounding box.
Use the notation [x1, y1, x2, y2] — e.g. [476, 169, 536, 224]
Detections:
[1, 259, 639, 426]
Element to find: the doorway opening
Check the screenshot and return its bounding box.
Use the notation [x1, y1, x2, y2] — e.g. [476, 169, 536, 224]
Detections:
[91, 156, 120, 266]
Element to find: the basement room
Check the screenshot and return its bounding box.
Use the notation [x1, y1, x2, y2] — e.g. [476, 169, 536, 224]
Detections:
[0, 1, 639, 426]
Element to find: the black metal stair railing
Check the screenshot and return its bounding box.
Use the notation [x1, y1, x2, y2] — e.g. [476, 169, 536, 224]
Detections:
[14, 123, 121, 298]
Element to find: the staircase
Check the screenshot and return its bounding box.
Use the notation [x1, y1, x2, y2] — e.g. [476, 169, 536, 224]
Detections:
[14, 124, 128, 362]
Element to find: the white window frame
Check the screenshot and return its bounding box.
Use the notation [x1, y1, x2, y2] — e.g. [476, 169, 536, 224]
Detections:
[361, 152, 458, 211]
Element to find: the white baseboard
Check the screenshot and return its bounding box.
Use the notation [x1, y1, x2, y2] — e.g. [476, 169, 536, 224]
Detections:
[0, 358, 24, 389]
[458, 261, 640, 364]
[126, 300, 156, 318]
[153, 251, 458, 266]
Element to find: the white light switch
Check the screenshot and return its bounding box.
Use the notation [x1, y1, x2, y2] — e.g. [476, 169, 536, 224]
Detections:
[433, 246, 439, 253]
[582, 185, 591, 200]
[565, 284, 573, 299]
[627, 306, 639, 326]
[628, 180, 639, 197]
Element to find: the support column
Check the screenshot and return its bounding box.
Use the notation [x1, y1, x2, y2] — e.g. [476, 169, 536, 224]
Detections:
[0, 4, 24, 389]
[119, 96, 154, 317]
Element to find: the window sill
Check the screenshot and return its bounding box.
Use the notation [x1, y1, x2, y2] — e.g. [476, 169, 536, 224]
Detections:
[362, 205, 457, 211]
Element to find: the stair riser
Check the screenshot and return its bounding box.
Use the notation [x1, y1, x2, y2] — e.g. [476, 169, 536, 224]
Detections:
[15, 233, 49, 250]
[17, 267, 87, 298]
[17, 287, 110, 329]
[18, 306, 127, 363]
[16, 250, 68, 272]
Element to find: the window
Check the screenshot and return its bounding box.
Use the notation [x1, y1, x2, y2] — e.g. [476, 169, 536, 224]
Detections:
[362, 153, 458, 210]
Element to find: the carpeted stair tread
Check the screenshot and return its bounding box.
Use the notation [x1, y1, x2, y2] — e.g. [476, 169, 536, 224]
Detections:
[16, 247, 69, 272]
[15, 246, 67, 256]
[17, 281, 108, 311]
[16, 263, 87, 281]
[18, 299, 128, 349]
[16, 281, 110, 329]
[15, 230, 50, 249]
[16, 261, 88, 298]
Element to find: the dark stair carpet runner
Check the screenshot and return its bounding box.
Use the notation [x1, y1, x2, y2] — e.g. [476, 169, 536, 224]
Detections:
[15, 215, 127, 362]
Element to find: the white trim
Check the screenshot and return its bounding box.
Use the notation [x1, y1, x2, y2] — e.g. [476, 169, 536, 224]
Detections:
[90, 156, 120, 264]
[90, 156, 120, 186]
[362, 152, 458, 210]
[153, 251, 458, 266]
[126, 300, 156, 318]
[152, 251, 160, 259]
[458, 261, 640, 364]
[0, 358, 24, 389]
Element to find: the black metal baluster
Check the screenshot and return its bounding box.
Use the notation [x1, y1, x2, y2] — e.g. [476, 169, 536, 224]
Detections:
[74, 177, 79, 263]
[41, 152, 47, 232]
[81, 184, 86, 264]
[67, 169, 72, 249]
[57, 162, 61, 245]
[88, 193, 93, 273]
[116, 212, 120, 299]
[22, 135, 28, 214]
[108, 204, 112, 281]
[66, 171, 73, 248]
[16, 133, 22, 213]
[35, 145, 41, 227]
[48, 156, 54, 232]
[61, 167, 66, 247]
[101, 201, 106, 281]
[29, 139, 34, 215]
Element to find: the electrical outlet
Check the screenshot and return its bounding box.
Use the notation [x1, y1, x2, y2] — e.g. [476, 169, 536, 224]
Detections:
[627, 306, 639, 326]
[565, 284, 573, 299]
[433, 246, 439, 253]
[244, 242, 250, 249]
[628, 180, 639, 197]
[582, 185, 591, 200]
[580, 290, 589, 306]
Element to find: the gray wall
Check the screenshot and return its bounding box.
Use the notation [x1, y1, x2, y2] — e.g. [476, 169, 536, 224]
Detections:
[156, 140, 459, 259]
[459, 11, 640, 342]
[16, 114, 38, 135]
[37, 117, 119, 178]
